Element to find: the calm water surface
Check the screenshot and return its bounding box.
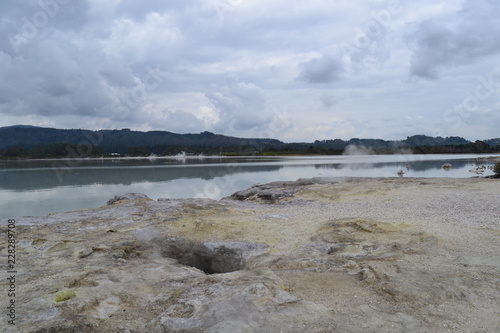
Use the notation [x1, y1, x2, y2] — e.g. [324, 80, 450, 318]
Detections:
[1, 154, 498, 218]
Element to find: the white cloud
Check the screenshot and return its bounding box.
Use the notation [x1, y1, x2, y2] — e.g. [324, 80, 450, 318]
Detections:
[205, 79, 273, 133]
[160, 109, 206, 133]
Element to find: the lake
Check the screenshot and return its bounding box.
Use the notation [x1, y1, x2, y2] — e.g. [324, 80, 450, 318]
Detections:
[1, 153, 498, 218]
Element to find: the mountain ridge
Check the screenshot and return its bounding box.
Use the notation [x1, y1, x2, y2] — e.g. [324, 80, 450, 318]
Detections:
[0, 125, 499, 157]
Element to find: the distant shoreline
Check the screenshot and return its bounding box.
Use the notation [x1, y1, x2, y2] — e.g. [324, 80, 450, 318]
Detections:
[0, 155, 224, 162]
[2, 152, 500, 163]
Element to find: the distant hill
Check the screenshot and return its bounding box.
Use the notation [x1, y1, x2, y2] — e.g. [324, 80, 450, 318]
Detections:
[0, 126, 283, 155]
[402, 135, 469, 147]
[311, 135, 472, 150]
[0, 125, 498, 158]
[485, 138, 500, 147]
[0, 124, 39, 129]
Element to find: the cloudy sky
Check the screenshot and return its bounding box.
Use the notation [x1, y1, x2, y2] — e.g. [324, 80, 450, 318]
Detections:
[1, 0, 499, 142]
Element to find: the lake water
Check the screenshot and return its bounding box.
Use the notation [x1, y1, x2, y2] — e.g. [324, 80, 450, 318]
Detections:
[1, 154, 498, 218]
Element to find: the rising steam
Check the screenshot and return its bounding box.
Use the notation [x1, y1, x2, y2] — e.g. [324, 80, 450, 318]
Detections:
[342, 144, 374, 156]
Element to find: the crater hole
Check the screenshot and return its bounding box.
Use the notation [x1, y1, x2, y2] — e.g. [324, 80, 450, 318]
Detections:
[159, 238, 245, 274]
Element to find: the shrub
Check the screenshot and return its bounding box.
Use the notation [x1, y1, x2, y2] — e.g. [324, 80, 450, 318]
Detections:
[494, 161, 500, 175]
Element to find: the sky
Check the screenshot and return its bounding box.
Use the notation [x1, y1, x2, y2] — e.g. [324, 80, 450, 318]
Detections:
[1, 0, 499, 142]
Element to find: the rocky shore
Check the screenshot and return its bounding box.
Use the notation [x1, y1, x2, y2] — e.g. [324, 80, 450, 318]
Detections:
[2, 177, 499, 332]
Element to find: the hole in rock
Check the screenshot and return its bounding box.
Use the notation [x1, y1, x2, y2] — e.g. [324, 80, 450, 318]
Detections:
[159, 238, 246, 274]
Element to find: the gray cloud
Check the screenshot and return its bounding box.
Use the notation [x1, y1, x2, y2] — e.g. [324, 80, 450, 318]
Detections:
[4, 0, 92, 56]
[0, 1, 498, 141]
[99, 63, 137, 88]
[407, 0, 500, 79]
[296, 55, 344, 84]
[0, 37, 121, 118]
[320, 92, 337, 109]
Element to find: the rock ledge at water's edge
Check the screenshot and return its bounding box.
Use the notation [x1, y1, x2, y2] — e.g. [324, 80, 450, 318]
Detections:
[3, 177, 500, 332]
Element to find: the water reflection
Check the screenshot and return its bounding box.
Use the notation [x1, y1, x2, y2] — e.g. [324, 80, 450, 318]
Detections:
[0, 163, 285, 191]
[0, 155, 497, 192]
[313, 157, 496, 178]
[312, 159, 473, 172]
[1, 154, 498, 218]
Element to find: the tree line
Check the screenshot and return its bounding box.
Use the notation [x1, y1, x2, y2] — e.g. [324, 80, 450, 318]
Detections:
[1, 140, 499, 159]
[1, 126, 499, 159]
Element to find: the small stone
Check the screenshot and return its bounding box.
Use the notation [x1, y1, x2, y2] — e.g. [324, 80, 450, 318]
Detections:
[77, 248, 93, 259]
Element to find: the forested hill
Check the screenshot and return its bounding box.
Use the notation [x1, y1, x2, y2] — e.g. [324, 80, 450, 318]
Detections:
[0, 126, 283, 156]
[0, 125, 499, 158]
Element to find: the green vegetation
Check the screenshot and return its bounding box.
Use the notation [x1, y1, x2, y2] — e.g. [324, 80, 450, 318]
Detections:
[494, 161, 500, 175]
[54, 289, 77, 303]
[0, 143, 106, 159]
[411, 140, 499, 154]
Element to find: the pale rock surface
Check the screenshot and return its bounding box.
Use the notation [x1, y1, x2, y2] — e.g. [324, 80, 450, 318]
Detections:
[2, 177, 500, 332]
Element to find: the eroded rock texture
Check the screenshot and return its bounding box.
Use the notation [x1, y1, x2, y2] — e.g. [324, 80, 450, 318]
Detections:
[3, 177, 500, 332]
